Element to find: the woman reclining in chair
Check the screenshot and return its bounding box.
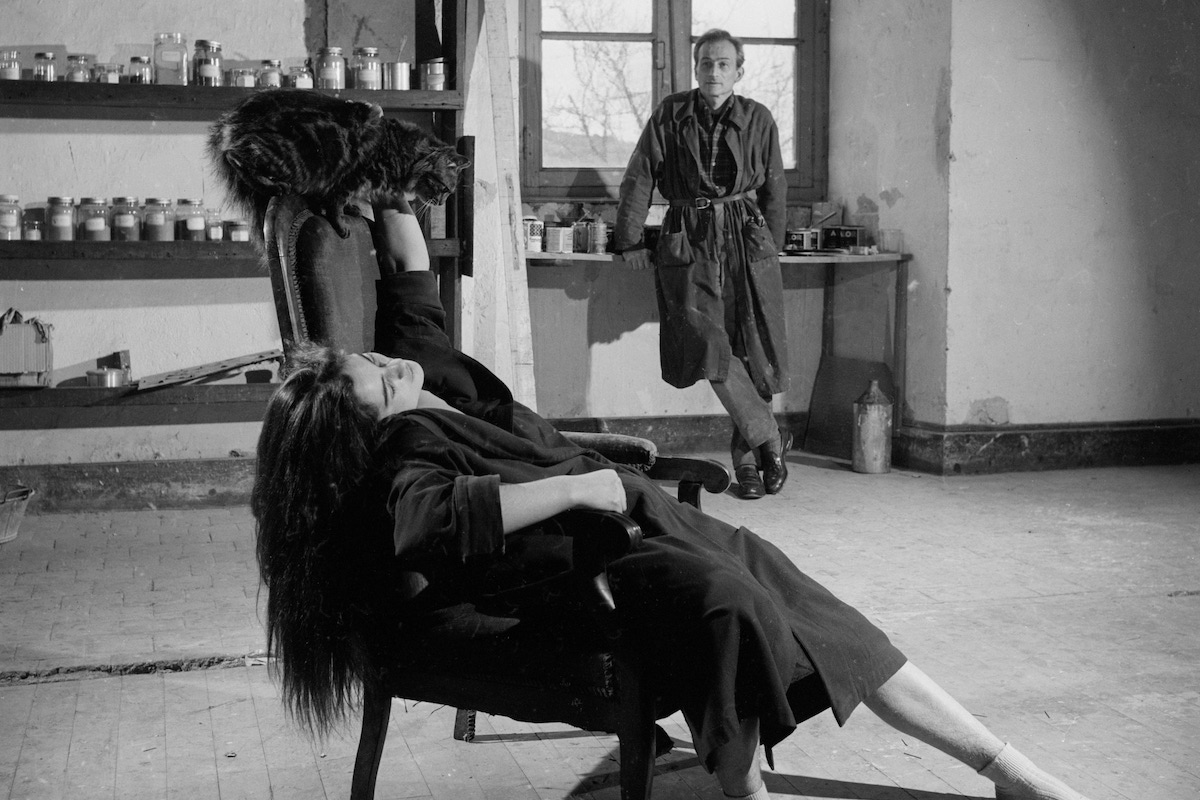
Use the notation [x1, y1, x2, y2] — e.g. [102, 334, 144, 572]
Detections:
[252, 197, 1093, 800]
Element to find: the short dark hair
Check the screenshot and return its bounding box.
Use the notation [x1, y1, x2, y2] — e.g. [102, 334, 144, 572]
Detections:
[693, 28, 745, 69]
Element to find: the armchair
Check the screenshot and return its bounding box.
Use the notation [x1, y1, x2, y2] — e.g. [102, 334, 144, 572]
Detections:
[261, 193, 730, 800]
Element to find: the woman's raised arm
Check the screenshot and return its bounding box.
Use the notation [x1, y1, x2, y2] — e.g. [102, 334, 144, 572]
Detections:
[372, 196, 430, 275]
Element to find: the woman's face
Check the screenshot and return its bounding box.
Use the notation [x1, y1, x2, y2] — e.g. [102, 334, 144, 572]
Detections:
[344, 352, 425, 419]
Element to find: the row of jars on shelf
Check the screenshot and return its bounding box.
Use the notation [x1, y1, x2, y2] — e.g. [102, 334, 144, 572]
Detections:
[0, 196, 249, 242]
[0, 42, 425, 91]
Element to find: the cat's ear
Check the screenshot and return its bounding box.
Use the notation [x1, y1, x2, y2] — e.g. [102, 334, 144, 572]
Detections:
[366, 103, 384, 121]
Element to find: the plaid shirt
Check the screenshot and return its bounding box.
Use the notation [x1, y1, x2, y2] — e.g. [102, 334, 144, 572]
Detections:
[694, 94, 738, 198]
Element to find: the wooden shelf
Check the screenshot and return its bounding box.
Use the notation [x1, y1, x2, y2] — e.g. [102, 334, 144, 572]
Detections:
[0, 81, 465, 122]
[0, 237, 463, 279]
[526, 251, 910, 266]
[0, 383, 277, 430]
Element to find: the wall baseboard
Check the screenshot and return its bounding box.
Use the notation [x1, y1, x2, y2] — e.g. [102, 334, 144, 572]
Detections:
[894, 419, 1200, 475]
[5, 416, 1196, 513]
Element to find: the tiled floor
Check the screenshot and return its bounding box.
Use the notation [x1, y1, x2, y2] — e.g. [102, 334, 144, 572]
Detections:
[1, 455, 1198, 799]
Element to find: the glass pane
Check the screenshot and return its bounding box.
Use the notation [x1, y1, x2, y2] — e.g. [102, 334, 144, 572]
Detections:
[737, 44, 796, 170]
[541, 41, 653, 169]
[542, 0, 651, 34]
[692, 0, 795, 39]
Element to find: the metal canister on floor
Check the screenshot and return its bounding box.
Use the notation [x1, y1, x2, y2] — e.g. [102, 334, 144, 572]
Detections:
[852, 379, 892, 474]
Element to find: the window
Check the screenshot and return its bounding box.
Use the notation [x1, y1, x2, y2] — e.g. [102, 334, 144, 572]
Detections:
[520, 0, 829, 202]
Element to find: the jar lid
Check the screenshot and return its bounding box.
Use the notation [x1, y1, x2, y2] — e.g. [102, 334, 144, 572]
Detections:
[177, 198, 204, 206]
[354, 47, 380, 56]
[79, 197, 108, 205]
[144, 197, 172, 205]
[111, 196, 139, 204]
[0, 194, 19, 203]
[67, 54, 89, 63]
[130, 55, 151, 63]
[156, 32, 185, 41]
[35, 52, 55, 59]
[195, 39, 222, 50]
[261, 59, 281, 67]
[47, 196, 75, 204]
[229, 221, 250, 228]
[318, 46, 344, 56]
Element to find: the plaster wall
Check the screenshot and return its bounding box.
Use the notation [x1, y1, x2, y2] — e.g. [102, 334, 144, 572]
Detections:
[827, 0, 951, 425]
[945, 0, 1200, 426]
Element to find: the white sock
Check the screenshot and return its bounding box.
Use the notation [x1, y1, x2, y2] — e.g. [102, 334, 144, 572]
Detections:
[724, 785, 770, 800]
[978, 743, 1091, 800]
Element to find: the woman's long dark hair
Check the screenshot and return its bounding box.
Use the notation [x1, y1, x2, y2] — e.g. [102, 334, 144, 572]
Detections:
[251, 342, 380, 737]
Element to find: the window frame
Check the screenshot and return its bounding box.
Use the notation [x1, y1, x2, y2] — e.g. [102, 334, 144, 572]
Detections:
[519, 0, 829, 204]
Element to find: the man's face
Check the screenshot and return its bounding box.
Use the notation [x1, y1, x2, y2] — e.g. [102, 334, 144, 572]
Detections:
[694, 40, 743, 106]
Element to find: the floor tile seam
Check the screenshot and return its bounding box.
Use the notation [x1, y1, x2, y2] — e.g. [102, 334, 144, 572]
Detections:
[0, 654, 253, 685]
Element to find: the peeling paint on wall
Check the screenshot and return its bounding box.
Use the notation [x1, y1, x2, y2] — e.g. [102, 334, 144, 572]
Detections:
[967, 396, 1011, 426]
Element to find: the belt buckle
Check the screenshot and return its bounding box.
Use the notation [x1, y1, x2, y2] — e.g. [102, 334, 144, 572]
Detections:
[694, 197, 712, 209]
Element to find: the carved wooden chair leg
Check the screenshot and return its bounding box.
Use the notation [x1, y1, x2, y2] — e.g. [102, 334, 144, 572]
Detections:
[453, 708, 477, 742]
[351, 682, 392, 800]
[615, 650, 658, 800]
[677, 479, 703, 510]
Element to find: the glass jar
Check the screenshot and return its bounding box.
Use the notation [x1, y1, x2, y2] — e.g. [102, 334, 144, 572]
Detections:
[350, 46, 382, 90]
[230, 67, 256, 88]
[47, 197, 75, 241]
[287, 64, 313, 89]
[206, 209, 224, 241]
[314, 46, 345, 90]
[192, 40, 223, 87]
[23, 218, 43, 241]
[0, 195, 21, 241]
[128, 55, 153, 84]
[92, 62, 122, 83]
[142, 198, 176, 241]
[226, 220, 250, 242]
[76, 197, 111, 241]
[175, 198, 207, 241]
[153, 32, 188, 85]
[33, 52, 56, 82]
[256, 59, 283, 88]
[111, 197, 141, 241]
[65, 55, 90, 82]
[1, 51, 22, 81]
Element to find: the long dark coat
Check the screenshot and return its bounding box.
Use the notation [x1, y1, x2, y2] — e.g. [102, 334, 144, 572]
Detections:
[614, 90, 789, 397]
[368, 272, 904, 769]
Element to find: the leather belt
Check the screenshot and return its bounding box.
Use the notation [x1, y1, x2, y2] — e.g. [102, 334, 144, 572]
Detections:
[668, 191, 751, 209]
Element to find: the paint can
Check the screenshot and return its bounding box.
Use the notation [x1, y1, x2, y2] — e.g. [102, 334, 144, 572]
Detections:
[383, 62, 410, 90]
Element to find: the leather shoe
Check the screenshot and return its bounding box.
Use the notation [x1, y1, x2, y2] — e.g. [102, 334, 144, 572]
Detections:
[734, 464, 765, 500]
[761, 428, 793, 495]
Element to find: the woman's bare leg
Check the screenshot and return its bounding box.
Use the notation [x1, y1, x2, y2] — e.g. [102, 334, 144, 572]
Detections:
[865, 662, 1092, 800]
[685, 714, 770, 799]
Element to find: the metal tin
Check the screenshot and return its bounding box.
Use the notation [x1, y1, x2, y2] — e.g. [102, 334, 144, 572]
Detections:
[784, 228, 819, 252]
[87, 368, 129, 388]
[588, 220, 608, 254]
[521, 216, 543, 252]
[418, 58, 445, 90]
[382, 61, 410, 90]
[544, 226, 572, 254]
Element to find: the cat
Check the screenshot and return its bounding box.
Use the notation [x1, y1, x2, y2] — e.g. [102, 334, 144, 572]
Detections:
[206, 88, 469, 240]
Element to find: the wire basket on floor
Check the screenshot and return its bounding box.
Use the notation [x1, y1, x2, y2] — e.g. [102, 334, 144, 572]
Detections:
[0, 486, 34, 545]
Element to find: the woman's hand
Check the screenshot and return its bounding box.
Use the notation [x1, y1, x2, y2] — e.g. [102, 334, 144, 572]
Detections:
[498, 470, 628, 533]
[566, 469, 627, 513]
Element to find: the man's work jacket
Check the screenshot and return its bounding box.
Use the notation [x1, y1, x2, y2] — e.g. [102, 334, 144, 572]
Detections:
[614, 90, 789, 396]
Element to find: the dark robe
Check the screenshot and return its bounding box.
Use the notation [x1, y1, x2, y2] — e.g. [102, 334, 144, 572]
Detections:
[367, 272, 906, 768]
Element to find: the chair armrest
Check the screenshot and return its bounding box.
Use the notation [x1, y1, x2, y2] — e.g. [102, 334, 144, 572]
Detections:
[560, 431, 657, 469]
[552, 509, 642, 619]
[645, 456, 732, 509]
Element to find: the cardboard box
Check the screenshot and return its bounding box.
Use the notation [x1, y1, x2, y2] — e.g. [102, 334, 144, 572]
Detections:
[0, 318, 53, 387]
[821, 225, 866, 250]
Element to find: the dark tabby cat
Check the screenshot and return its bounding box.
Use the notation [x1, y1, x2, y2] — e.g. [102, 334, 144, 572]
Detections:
[207, 88, 468, 239]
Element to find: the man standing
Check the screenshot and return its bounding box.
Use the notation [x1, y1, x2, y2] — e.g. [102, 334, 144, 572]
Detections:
[614, 29, 790, 499]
